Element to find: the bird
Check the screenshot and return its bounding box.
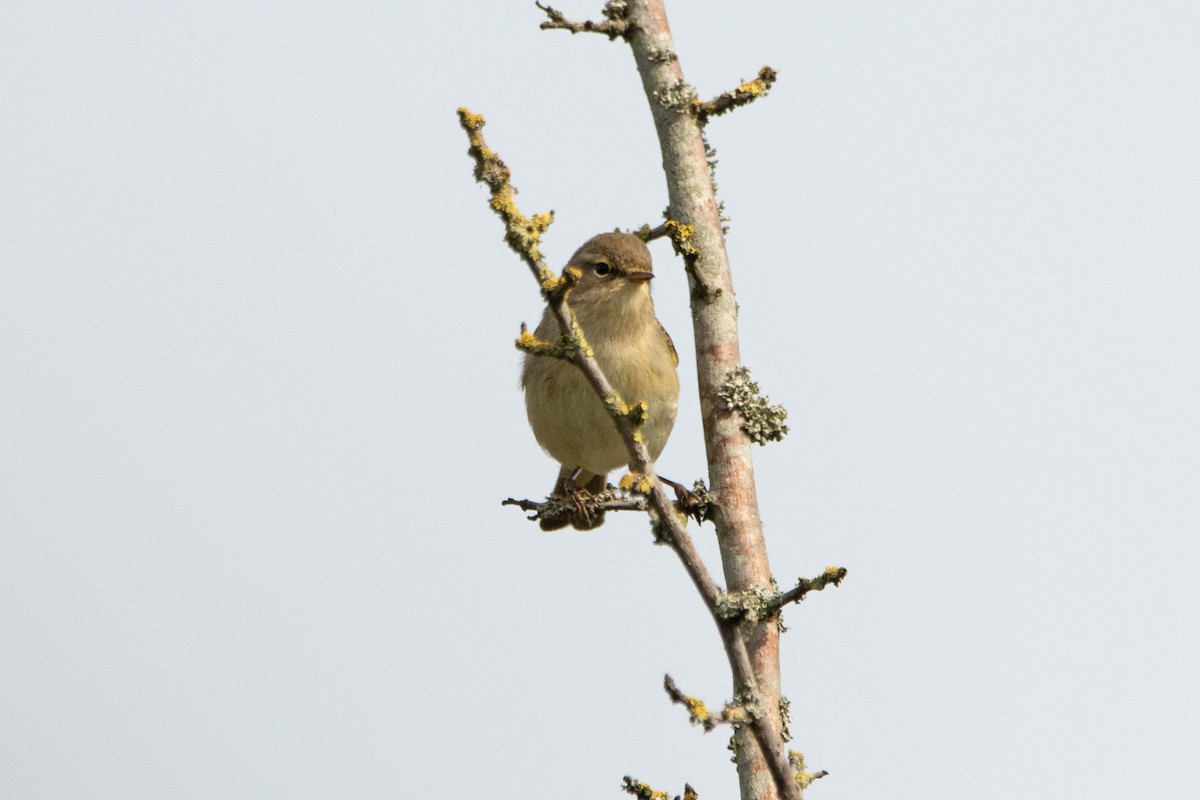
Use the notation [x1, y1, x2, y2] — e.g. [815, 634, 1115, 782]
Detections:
[521, 231, 680, 530]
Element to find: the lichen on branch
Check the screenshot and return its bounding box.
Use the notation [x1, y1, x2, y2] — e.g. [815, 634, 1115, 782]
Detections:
[515, 325, 583, 361]
[654, 79, 701, 113]
[664, 674, 754, 732]
[456, 108, 556, 284]
[694, 67, 779, 124]
[663, 219, 719, 302]
[718, 366, 789, 445]
[622, 776, 699, 800]
[537, 0, 630, 39]
[776, 566, 849, 609]
[715, 582, 784, 626]
[787, 751, 828, 790]
[502, 488, 647, 528]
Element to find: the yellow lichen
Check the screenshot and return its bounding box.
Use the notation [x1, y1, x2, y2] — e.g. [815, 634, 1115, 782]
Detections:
[736, 77, 768, 96]
[603, 394, 627, 418]
[456, 107, 485, 129]
[664, 219, 694, 240]
[457, 106, 555, 266]
[621, 777, 674, 800]
[618, 473, 653, 493]
[788, 750, 826, 789]
[685, 696, 709, 725]
[722, 704, 750, 724]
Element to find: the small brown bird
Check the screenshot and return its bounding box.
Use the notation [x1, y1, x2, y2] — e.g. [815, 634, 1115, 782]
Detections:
[522, 232, 680, 530]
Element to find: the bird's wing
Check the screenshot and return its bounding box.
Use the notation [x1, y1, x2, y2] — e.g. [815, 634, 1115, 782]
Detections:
[659, 321, 679, 367]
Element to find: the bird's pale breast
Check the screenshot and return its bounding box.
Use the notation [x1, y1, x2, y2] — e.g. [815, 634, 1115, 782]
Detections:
[523, 310, 678, 476]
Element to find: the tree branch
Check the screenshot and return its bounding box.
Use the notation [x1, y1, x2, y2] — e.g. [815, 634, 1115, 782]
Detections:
[638, 223, 671, 242]
[502, 491, 648, 528]
[775, 567, 849, 610]
[622, 776, 699, 800]
[536, 1, 630, 40]
[694, 67, 778, 124]
[787, 752, 829, 790]
[455, 108, 556, 286]
[664, 673, 752, 732]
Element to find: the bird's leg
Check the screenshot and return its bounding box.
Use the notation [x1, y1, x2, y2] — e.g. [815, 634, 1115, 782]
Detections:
[538, 468, 583, 531]
[552, 468, 591, 513]
[568, 471, 608, 530]
[542, 468, 608, 531]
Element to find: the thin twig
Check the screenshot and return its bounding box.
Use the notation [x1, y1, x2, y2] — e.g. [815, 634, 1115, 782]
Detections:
[536, 1, 630, 40]
[622, 776, 699, 800]
[502, 494, 648, 525]
[640, 223, 670, 242]
[788, 751, 829, 790]
[693, 67, 778, 124]
[664, 674, 750, 732]
[455, 108, 556, 287]
[775, 567, 848, 610]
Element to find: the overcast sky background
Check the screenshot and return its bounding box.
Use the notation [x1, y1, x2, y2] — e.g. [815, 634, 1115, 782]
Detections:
[2, 2, 1198, 798]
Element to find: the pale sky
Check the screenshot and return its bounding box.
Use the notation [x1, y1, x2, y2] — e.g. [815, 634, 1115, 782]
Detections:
[2, 2, 1198, 798]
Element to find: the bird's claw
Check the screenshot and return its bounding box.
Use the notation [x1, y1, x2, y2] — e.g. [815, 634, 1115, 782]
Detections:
[659, 476, 705, 525]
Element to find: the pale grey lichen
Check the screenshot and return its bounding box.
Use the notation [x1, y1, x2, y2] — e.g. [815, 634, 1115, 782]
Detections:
[645, 45, 678, 63]
[702, 132, 721, 205]
[602, 0, 628, 20]
[714, 582, 783, 626]
[654, 79, 698, 113]
[718, 366, 789, 445]
[725, 688, 762, 765]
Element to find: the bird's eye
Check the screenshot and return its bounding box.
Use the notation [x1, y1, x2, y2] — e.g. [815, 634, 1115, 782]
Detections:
[593, 262, 612, 276]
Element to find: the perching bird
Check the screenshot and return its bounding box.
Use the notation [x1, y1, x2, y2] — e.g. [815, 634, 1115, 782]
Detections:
[522, 232, 680, 530]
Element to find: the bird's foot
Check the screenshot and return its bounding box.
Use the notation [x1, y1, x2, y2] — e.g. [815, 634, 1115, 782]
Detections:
[539, 479, 606, 531]
[658, 476, 706, 525]
[619, 472, 707, 525]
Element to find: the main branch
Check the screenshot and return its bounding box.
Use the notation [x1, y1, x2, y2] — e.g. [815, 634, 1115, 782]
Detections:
[618, 3, 788, 799]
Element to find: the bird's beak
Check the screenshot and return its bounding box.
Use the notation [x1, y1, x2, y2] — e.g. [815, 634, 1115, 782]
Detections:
[627, 271, 654, 283]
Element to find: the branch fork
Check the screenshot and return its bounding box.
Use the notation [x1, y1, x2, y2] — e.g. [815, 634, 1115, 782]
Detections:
[664, 674, 754, 732]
